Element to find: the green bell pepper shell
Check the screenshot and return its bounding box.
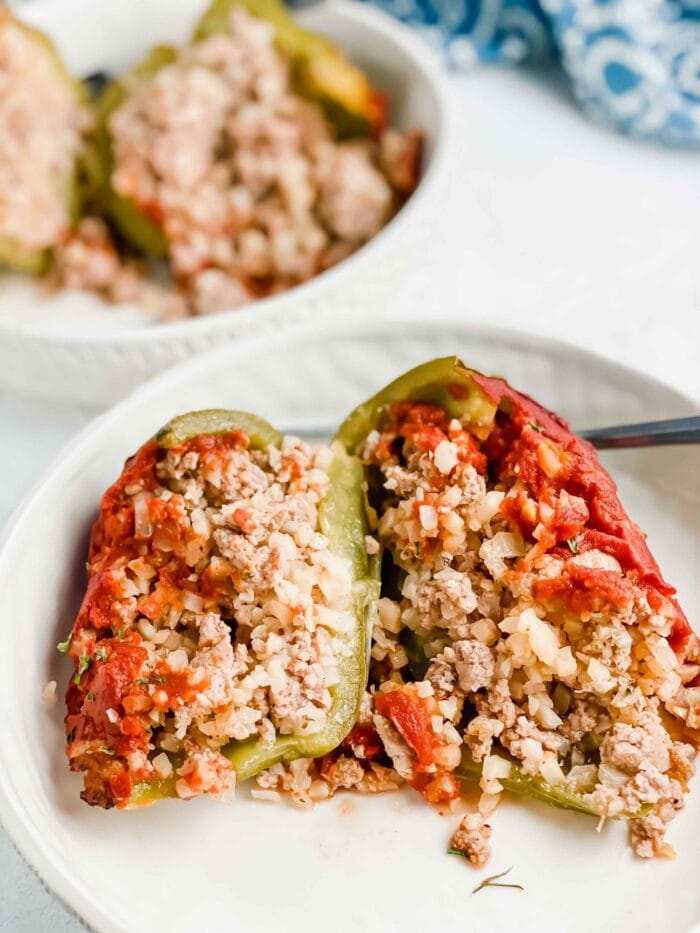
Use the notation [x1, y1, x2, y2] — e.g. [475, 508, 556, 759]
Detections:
[90, 46, 176, 256]
[0, 9, 86, 273]
[335, 357, 499, 456]
[336, 361, 652, 823]
[93, 0, 380, 255]
[194, 0, 381, 139]
[129, 409, 379, 805]
[458, 750, 650, 820]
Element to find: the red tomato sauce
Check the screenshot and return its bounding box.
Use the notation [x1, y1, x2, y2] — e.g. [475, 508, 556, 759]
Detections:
[374, 689, 438, 771]
[373, 387, 691, 653]
[470, 372, 691, 652]
[65, 430, 251, 806]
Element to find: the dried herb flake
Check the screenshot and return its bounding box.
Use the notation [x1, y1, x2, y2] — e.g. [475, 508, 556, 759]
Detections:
[472, 867, 524, 895]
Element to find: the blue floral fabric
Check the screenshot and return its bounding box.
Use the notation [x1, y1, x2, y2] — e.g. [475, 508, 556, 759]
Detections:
[357, 0, 700, 146]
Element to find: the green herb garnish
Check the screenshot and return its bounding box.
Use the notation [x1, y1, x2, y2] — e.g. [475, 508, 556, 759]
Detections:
[99, 746, 115, 756]
[472, 867, 524, 895]
[57, 637, 71, 653]
[529, 422, 544, 433]
[95, 646, 107, 661]
[73, 655, 91, 685]
[447, 847, 468, 858]
[566, 537, 580, 554]
[86, 692, 95, 702]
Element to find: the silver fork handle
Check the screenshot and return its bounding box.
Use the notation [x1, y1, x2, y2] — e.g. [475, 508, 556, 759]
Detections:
[279, 416, 700, 449]
[579, 415, 700, 449]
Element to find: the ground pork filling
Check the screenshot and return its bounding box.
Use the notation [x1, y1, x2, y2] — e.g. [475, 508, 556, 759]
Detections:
[0, 20, 85, 251]
[256, 402, 699, 864]
[81, 6, 421, 319]
[65, 431, 355, 807]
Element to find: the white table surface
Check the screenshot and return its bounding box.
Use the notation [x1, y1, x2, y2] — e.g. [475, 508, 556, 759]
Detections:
[1, 67, 699, 932]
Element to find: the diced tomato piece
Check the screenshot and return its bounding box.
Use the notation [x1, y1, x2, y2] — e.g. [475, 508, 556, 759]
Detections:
[342, 723, 383, 760]
[76, 570, 126, 631]
[109, 771, 133, 806]
[85, 638, 148, 726]
[375, 689, 437, 770]
[547, 490, 589, 542]
[137, 570, 182, 622]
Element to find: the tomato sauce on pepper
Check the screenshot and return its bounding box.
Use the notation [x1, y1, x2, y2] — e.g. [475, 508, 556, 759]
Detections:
[66, 429, 254, 807]
[471, 373, 692, 652]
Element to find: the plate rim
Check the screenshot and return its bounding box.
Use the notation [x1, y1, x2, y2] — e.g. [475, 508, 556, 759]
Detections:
[0, 312, 698, 933]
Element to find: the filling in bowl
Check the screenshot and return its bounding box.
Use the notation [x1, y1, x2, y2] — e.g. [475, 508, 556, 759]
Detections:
[28, 1, 422, 320]
[99, 7, 420, 317]
[0, 10, 86, 269]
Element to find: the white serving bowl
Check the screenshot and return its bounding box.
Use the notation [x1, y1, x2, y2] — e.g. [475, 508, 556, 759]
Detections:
[0, 0, 454, 405]
[0, 314, 698, 933]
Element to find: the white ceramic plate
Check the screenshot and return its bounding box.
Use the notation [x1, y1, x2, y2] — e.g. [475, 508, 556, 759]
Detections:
[0, 0, 454, 404]
[0, 315, 698, 933]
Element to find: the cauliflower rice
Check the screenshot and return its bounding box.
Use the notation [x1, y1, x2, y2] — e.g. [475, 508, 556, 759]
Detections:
[64, 428, 356, 807]
[254, 400, 699, 865]
[82, 6, 421, 319]
[0, 13, 86, 252]
[2, 4, 421, 320]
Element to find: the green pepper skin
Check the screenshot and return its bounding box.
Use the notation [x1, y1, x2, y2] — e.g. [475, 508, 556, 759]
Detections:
[396, 627, 609, 820]
[194, 0, 382, 138]
[457, 751, 650, 820]
[0, 9, 86, 272]
[129, 409, 378, 805]
[335, 357, 499, 457]
[94, 1, 384, 254]
[91, 46, 176, 256]
[337, 361, 652, 824]
[156, 408, 283, 451]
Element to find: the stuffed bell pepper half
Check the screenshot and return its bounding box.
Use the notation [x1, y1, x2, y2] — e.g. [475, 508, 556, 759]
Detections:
[62, 410, 378, 808]
[0, 7, 87, 272]
[329, 357, 699, 865]
[91, 0, 421, 315]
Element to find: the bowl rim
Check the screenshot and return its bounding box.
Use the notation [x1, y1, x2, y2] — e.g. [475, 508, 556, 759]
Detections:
[0, 0, 455, 346]
[0, 310, 698, 932]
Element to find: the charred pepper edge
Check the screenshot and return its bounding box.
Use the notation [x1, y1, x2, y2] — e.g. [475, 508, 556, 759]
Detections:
[122, 408, 378, 805]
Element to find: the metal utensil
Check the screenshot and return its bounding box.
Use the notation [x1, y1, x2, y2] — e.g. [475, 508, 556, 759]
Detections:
[279, 416, 700, 449]
[579, 415, 700, 449]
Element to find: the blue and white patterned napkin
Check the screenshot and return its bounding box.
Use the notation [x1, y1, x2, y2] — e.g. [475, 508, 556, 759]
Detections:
[359, 0, 700, 146]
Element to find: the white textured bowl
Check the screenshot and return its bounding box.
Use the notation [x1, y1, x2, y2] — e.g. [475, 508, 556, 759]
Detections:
[0, 314, 698, 933]
[0, 0, 454, 405]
